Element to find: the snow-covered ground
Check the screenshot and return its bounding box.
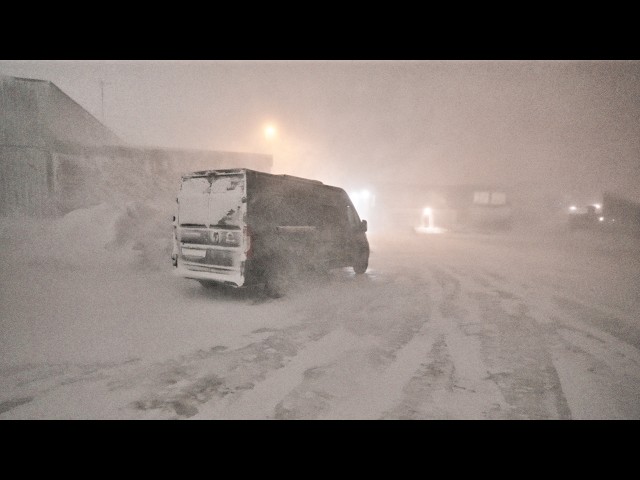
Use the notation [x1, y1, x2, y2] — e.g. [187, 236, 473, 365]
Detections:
[1, 203, 639, 419]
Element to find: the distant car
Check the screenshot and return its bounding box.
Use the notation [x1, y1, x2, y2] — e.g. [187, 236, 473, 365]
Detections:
[568, 205, 603, 230]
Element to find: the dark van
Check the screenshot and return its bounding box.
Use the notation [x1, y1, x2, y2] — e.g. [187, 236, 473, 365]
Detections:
[172, 168, 369, 295]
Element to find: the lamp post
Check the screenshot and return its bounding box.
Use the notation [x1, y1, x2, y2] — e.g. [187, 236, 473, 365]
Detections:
[264, 124, 277, 142]
[423, 207, 433, 229]
[262, 123, 279, 172]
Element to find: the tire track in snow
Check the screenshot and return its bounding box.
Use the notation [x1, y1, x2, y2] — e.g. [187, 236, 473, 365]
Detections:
[246, 270, 434, 419]
[452, 267, 575, 418]
[381, 264, 508, 419]
[472, 290, 572, 419]
[140, 240, 639, 420]
[552, 296, 640, 350]
[1, 275, 350, 419]
[0, 358, 142, 419]
[112, 270, 400, 419]
[121, 316, 340, 419]
[543, 298, 640, 419]
[137, 237, 640, 420]
[268, 261, 503, 419]
[550, 326, 640, 419]
[465, 264, 640, 418]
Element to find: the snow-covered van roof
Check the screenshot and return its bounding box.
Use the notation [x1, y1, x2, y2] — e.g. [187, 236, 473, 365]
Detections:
[182, 168, 325, 186]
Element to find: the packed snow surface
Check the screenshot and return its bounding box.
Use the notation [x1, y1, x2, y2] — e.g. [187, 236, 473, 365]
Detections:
[1, 203, 639, 419]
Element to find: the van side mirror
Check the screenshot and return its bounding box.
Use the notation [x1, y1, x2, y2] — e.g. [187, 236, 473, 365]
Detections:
[360, 219, 367, 232]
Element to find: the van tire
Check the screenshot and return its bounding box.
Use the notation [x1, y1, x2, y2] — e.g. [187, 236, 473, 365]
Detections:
[353, 261, 368, 274]
[264, 272, 286, 298]
[263, 261, 288, 298]
[199, 280, 219, 290]
[264, 280, 283, 298]
[353, 247, 369, 274]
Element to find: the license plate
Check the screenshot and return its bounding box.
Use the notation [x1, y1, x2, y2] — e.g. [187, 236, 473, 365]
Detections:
[182, 247, 206, 258]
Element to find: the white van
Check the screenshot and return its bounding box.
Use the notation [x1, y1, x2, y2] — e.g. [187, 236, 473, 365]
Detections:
[172, 169, 369, 295]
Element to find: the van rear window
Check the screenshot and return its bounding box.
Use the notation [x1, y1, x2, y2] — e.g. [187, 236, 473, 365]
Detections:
[179, 173, 245, 228]
[181, 177, 210, 195]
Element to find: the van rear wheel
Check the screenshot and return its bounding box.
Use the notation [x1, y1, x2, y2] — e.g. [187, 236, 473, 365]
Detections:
[263, 260, 289, 298]
[199, 280, 219, 290]
[264, 270, 287, 298]
[264, 278, 284, 298]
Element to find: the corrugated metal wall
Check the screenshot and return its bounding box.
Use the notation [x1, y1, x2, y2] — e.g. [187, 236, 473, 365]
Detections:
[0, 77, 47, 149]
[0, 146, 54, 216]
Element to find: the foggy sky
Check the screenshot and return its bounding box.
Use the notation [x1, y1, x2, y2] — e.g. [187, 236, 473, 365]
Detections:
[1, 60, 638, 200]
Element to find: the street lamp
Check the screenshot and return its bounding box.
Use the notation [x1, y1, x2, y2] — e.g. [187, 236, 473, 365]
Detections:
[264, 124, 277, 141]
[423, 207, 433, 228]
[415, 206, 445, 234]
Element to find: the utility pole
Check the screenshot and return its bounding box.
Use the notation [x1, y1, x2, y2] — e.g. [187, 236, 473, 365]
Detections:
[100, 80, 105, 123]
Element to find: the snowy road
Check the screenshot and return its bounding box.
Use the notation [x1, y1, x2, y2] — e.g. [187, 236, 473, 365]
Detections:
[1, 226, 640, 419]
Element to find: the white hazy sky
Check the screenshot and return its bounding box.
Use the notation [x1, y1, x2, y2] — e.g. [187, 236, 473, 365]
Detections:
[1, 60, 639, 199]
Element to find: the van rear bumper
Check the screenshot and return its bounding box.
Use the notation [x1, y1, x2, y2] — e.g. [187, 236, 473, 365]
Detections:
[174, 262, 245, 287]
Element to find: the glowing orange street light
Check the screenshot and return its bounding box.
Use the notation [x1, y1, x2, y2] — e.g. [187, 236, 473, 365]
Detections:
[264, 124, 277, 141]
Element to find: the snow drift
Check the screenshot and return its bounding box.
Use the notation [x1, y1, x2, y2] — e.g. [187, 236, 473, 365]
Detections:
[0, 201, 173, 271]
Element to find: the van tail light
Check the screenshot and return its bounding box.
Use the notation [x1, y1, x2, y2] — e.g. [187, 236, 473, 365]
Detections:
[244, 226, 253, 259]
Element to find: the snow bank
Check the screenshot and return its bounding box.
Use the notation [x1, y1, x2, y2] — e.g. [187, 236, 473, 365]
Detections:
[0, 201, 173, 271]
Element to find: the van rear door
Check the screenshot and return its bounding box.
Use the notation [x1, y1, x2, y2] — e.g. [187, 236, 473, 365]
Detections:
[176, 171, 248, 286]
[178, 176, 211, 227]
